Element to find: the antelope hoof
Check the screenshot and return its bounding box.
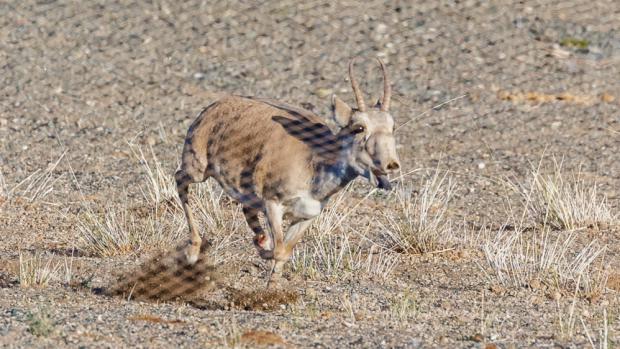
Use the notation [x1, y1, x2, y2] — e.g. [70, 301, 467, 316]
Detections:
[267, 274, 282, 289]
[266, 259, 286, 289]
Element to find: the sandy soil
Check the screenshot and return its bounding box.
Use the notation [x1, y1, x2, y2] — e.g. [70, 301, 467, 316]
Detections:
[1, 0, 619, 348]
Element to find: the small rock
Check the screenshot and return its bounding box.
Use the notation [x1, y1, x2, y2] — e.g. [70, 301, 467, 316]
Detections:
[529, 279, 542, 290]
[472, 333, 484, 342]
[375, 23, 388, 34]
[601, 93, 615, 103]
[477, 162, 486, 169]
[315, 88, 333, 98]
[549, 291, 561, 301]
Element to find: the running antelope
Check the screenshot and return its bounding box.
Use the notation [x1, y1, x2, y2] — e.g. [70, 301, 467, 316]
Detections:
[175, 58, 400, 286]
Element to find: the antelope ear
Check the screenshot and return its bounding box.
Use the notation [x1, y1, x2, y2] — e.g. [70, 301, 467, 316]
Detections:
[331, 94, 352, 128]
[373, 97, 382, 109]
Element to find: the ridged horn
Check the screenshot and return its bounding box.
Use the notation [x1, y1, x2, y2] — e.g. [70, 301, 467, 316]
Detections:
[348, 57, 367, 112]
[376, 58, 391, 111]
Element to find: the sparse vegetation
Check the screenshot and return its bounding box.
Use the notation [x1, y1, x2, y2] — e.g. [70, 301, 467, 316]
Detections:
[129, 143, 178, 206]
[291, 186, 399, 280]
[76, 202, 184, 257]
[77, 146, 243, 259]
[26, 307, 55, 337]
[482, 226, 608, 297]
[388, 289, 418, 322]
[560, 37, 590, 50]
[0, 153, 65, 204]
[519, 160, 616, 230]
[19, 252, 61, 288]
[381, 170, 456, 254]
[2, 1, 619, 347]
[0, 170, 7, 202]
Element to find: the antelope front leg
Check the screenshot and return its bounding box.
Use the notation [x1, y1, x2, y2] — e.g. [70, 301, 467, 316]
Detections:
[269, 196, 320, 287]
[265, 200, 286, 287]
[243, 205, 275, 260]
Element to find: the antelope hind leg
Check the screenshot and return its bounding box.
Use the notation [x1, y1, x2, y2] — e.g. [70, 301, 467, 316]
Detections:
[175, 170, 203, 265]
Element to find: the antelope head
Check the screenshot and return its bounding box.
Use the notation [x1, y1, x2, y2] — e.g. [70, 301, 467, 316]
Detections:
[330, 58, 401, 190]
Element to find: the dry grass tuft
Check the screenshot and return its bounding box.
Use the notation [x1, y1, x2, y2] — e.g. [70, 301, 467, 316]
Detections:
[381, 170, 456, 254]
[482, 227, 608, 297]
[1, 153, 65, 204]
[518, 161, 616, 230]
[291, 185, 400, 280]
[0, 170, 7, 203]
[26, 307, 55, 337]
[77, 202, 184, 257]
[388, 289, 418, 322]
[130, 144, 178, 205]
[19, 252, 61, 288]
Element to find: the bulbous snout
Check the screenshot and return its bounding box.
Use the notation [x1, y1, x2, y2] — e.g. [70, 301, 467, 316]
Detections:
[368, 132, 400, 174]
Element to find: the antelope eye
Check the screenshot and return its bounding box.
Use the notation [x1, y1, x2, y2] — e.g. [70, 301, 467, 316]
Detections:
[352, 125, 365, 134]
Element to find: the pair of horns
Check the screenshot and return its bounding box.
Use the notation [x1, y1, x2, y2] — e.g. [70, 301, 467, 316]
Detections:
[348, 57, 391, 112]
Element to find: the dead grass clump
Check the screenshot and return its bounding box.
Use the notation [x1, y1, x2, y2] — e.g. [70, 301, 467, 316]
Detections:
[292, 232, 389, 280]
[106, 241, 219, 302]
[77, 202, 184, 257]
[19, 252, 61, 288]
[482, 227, 608, 297]
[0, 170, 7, 203]
[388, 289, 418, 322]
[381, 170, 456, 254]
[228, 288, 299, 311]
[519, 161, 616, 230]
[291, 185, 400, 280]
[130, 144, 178, 205]
[291, 186, 400, 280]
[1, 152, 65, 204]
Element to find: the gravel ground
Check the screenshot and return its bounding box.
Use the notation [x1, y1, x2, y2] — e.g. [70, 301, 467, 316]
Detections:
[1, 0, 619, 348]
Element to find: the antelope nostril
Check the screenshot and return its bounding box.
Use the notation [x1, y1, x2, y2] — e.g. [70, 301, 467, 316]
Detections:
[387, 161, 400, 171]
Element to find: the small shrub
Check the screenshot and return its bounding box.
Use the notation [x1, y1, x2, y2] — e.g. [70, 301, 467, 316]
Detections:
[26, 307, 55, 337]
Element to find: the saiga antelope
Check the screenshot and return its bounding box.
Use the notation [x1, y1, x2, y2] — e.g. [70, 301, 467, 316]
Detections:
[175, 58, 400, 286]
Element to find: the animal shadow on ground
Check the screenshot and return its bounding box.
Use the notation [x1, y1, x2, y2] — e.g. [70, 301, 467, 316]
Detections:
[99, 239, 299, 311]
